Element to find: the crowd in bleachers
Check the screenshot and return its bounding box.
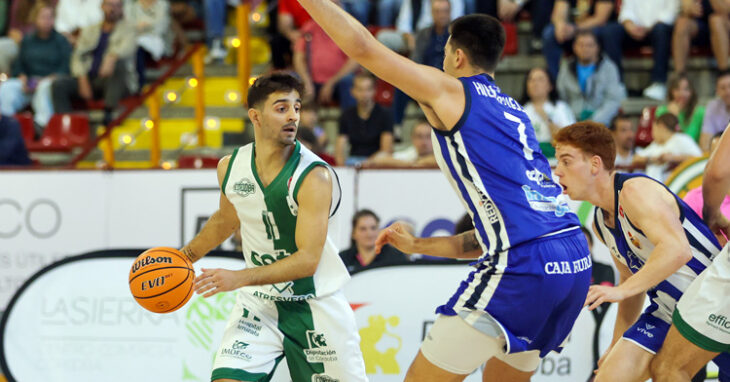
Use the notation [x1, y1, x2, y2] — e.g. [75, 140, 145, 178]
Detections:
[1, 0, 729, 183]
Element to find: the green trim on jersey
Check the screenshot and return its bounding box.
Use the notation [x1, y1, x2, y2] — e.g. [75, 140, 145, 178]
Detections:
[673, 309, 730, 353]
[221, 148, 239, 195]
[275, 300, 325, 380]
[251, 141, 301, 193]
[293, 162, 327, 204]
[211, 367, 269, 381]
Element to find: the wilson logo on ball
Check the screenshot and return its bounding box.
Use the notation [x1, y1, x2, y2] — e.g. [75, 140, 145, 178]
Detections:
[131, 255, 173, 274]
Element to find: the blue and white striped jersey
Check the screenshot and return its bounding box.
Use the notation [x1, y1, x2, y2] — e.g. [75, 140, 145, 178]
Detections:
[593, 173, 722, 323]
[432, 73, 580, 258]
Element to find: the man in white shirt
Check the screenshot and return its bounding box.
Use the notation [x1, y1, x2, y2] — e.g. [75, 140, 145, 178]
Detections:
[610, 0, 680, 100]
[633, 113, 702, 182]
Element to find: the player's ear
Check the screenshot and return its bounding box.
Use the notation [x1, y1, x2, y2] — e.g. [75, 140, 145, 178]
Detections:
[454, 48, 467, 69]
[590, 155, 602, 175]
[248, 108, 261, 127]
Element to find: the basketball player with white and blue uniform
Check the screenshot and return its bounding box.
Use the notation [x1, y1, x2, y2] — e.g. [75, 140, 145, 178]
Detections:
[554, 122, 730, 382]
[298, 1, 591, 380]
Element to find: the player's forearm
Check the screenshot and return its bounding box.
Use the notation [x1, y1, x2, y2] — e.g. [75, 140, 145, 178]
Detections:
[413, 230, 482, 259]
[182, 210, 238, 262]
[298, 0, 375, 61]
[236, 250, 320, 287]
[618, 244, 691, 298]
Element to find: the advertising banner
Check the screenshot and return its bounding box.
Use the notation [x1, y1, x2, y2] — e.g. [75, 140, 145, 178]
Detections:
[2, 254, 617, 382]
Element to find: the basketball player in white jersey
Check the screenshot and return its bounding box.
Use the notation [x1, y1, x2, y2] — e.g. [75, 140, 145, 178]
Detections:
[651, 127, 730, 382]
[180, 73, 367, 382]
[553, 121, 730, 382]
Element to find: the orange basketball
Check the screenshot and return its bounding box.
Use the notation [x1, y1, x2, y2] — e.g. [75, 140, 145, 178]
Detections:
[128, 247, 194, 313]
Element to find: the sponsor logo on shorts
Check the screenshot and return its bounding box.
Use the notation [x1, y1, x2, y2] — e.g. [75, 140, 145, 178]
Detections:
[221, 340, 253, 360]
[311, 374, 339, 382]
[304, 331, 338, 362]
[252, 291, 314, 302]
[544, 255, 591, 275]
[707, 314, 730, 334]
[637, 323, 655, 338]
[233, 178, 256, 197]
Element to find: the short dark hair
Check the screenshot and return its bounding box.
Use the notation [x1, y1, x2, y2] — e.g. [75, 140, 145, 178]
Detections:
[655, 113, 679, 132]
[574, 29, 602, 53]
[353, 71, 376, 88]
[247, 73, 304, 109]
[520, 67, 558, 104]
[449, 14, 505, 73]
[350, 209, 380, 245]
[608, 112, 632, 132]
[554, 121, 616, 171]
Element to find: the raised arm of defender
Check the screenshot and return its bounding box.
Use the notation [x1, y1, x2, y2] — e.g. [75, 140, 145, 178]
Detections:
[297, 0, 465, 131]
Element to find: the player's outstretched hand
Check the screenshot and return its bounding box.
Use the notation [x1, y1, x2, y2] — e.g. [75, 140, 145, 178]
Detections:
[584, 284, 627, 310]
[194, 268, 241, 298]
[375, 222, 416, 254]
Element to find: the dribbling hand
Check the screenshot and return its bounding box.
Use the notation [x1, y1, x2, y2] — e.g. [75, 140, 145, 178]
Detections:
[375, 222, 416, 254]
[194, 268, 242, 298]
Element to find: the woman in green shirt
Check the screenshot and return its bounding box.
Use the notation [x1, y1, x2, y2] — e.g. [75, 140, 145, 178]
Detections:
[654, 72, 704, 142]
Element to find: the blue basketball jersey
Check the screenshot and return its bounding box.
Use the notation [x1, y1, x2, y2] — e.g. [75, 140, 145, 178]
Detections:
[593, 173, 722, 324]
[432, 73, 580, 258]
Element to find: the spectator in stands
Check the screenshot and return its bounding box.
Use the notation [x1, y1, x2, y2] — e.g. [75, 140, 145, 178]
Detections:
[609, 0, 679, 100]
[497, 0, 555, 52]
[633, 113, 702, 182]
[654, 72, 704, 142]
[0, 2, 70, 136]
[271, 0, 311, 69]
[608, 113, 636, 168]
[54, 0, 102, 44]
[127, 0, 172, 90]
[296, 127, 336, 166]
[339, 209, 409, 274]
[557, 30, 625, 126]
[293, 0, 358, 108]
[396, 0, 464, 37]
[393, 0, 451, 127]
[202, 0, 227, 62]
[364, 119, 437, 167]
[299, 100, 328, 149]
[0, 113, 32, 165]
[700, 69, 730, 151]
[708, 0, 730, 72]
[51, 0, 136, 125]
[683, 132, 730, 218]
[672, 0, 714, 74]
[377, 0, 404, 26]
[521, 67, 575, 158]
[336, 72, 394, 166]
[0, 0, 54, 74]
[541, 0, 618, 80]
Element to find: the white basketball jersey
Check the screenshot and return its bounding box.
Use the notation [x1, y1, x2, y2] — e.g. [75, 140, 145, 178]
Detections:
[221, 141, 349, 301]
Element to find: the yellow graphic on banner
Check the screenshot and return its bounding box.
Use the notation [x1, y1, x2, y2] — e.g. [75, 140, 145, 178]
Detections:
[359, 315, 402, 374]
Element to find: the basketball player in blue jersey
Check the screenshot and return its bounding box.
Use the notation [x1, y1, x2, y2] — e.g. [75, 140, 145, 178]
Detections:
[651, 127, 730, 382]
[298, 1, 591, 380]
[553, 122, 730, 382]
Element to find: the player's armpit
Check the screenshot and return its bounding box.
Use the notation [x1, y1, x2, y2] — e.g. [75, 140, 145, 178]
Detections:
[459, 230, 481, 256]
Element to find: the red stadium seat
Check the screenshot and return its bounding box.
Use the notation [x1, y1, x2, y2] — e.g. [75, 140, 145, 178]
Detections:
[14, 113, 35, 144]
[502, 22, 518, 56]
[375, 79, 394, 107]
[177, 155, 220, 169]
[27, 113, 90, 152]
[635, 106, 656, 148]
